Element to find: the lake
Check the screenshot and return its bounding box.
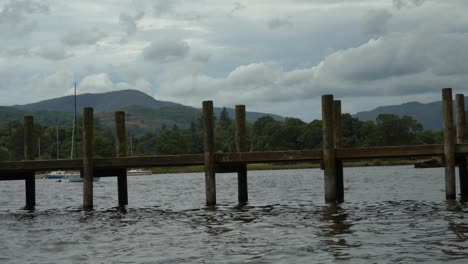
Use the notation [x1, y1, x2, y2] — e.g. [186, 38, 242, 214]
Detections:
[0, 166, 467, 263]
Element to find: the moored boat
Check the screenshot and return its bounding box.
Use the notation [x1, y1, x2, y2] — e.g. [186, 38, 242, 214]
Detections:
[127, 169, 152, 176]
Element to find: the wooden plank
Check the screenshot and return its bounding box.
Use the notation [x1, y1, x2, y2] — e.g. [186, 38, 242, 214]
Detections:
[0, 159, 82, 172]
[203, 101, 216, 206]
[456, 143, 468, 154]
[0, 171, 30, 181]
[336, 145, 444, 159]
[443, 88, 456, 200]
[82, 107, 94, 210]
[322, 95, 337, 203]
[216, 150, 322, 164]
[94, 155, 204, 168]
[235, 105, 248, 205]
[215, 163, 245, 173]
[0, 143, 463, 174]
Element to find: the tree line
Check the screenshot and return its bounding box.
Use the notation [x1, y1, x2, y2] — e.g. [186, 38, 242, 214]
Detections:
[0, 108, 447, 161]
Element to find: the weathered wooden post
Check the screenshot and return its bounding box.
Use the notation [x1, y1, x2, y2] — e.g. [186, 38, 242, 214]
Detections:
[83, 107, 94, 210]
[24, 116, 35, 209]
[334, 100, 344, 203]
[115, 111, 128, 206]
[442, 88, 456, 200]
[456, 94, 468, 199]
[322, 95, 337, 203]
[235, 105, 248, 204]
[202, 101, 216, 206]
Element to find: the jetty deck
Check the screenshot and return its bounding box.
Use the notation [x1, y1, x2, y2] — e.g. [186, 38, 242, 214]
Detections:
[1, 88, 467, 209]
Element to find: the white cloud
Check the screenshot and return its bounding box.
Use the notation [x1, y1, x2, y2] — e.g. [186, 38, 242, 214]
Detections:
[74, 73, 152, 95]
[61, 27, 107, 46]
[1, 0, 468, 121]
[156, 27, 468, 118]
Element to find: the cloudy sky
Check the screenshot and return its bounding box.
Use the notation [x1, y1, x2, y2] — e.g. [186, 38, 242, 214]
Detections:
[0, 0, 467, 120]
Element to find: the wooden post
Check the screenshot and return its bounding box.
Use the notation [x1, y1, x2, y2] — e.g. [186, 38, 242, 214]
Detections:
[83, 107, 94, 210]
[115, 111, 128, 206]
[24, 116, 35, 209]
[334, 100, 344, 203]
[235, 105, 248, 205]
[322, 95, 337, 203]
[202, 101, 216, 206]
[456, 94, 468, 199]
[442, 88, 456, 200]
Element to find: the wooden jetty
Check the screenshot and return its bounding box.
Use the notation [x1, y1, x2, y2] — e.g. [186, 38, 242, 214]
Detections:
[1, 88, 468, 210]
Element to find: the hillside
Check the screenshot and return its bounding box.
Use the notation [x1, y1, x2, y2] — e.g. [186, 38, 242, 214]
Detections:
[353, 98, 468, 131]
[2, 90, 283, 134]
[13, 89, 180, 113]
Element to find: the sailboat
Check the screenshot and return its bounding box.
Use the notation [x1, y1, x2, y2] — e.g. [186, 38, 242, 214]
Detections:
[126, 130, 152, 176]
[67, 83, 100, 183]
[47, 126, 66, 179]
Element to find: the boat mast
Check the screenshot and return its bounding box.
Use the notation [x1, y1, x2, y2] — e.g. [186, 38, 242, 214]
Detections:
[56, 125, 59, 159]
[37, 138, 41, 160]
[70, 82, 77, 159]
[130, 130, 133, 156]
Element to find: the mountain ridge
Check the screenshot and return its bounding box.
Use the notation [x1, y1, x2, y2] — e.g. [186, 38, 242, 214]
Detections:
[2, 89, 284, 135]
[353, 98, 468, 131]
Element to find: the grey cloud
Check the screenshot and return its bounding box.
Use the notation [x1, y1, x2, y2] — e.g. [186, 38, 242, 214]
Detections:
[0, 0, 49, 35]
[142, 39, 189, 63]
[2, 47, 30, 57]
[154, 0, 178, 16]
[229, 2, 245, 15]
[267, 18, 293, 30]
[157, 28, 468, 108]
[61, 28, 107, 46]
[393, 0, 425, 9]
[36, 47, 72, 61]
[362, 9, 392, 35]
[119, 11, 144, 35]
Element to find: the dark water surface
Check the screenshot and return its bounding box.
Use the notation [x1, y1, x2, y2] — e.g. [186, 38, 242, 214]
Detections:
[0, 166, 467, 263]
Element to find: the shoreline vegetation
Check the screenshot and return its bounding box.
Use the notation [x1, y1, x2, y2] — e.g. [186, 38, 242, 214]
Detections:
[35, 159, 436, 178]
[148, 158, 436, 174]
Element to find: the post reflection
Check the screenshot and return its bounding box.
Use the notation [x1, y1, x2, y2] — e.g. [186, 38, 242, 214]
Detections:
[318, 204, 354, 260]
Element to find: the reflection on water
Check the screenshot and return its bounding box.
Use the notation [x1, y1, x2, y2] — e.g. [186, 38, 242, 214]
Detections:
[0, 166, 467, 263]
[319, 204, 354, 261]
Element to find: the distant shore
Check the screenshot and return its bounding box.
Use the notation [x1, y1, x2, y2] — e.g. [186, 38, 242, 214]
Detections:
[148, 159, 428, 174]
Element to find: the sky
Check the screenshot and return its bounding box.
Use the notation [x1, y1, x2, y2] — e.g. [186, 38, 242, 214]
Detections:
[0, 0, 467, 121]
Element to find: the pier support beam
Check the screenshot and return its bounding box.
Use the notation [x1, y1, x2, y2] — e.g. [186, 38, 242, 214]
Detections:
[442, 88, 456, 200]
[24, 116, 35, 209]
[334, 100, 344, 203]
[456, 94, 468, 199]
[115, 111, 128, 206]
[83, 107, 94, 210]
[235, 105, 248, 205]
[203, 101, 216, 206]
[322, 95, 337, 203]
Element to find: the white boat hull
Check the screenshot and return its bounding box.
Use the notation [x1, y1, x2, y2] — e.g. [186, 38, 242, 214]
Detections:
[68, 175, 100, 182]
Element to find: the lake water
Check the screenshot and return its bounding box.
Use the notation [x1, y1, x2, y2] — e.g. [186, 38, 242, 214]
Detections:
[0, 166, 467, 263]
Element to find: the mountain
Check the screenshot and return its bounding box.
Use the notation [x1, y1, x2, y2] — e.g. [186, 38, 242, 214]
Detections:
[353, 98, 468, 131]
[13, 89, 180, 113]
[2, 90, 283, 134]
[213, 107, 283, 123]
